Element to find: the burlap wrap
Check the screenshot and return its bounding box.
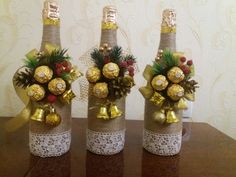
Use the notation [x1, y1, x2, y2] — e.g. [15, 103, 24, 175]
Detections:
[30, 24, 71, 135]
[87, 28, 125, 133]
[144, 31, 182, 134]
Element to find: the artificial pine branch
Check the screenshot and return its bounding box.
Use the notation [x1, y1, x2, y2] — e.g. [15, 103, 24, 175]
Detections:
[123, 54, 136, 62]
[24, 57, 39, 69]
[162, 50, 177, 68]
[152, 61, 164, 75]
[109, 46, 122, 64]
[14, 68, 34, 88]
[91, 49, 104, 69]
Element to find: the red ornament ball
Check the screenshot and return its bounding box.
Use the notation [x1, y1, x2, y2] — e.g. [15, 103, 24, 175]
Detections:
[120, 61, 128, 68]
[127, 60, 134, 65]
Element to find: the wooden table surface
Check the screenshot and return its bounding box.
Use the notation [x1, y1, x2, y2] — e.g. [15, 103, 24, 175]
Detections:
[0, 118, 236, 177]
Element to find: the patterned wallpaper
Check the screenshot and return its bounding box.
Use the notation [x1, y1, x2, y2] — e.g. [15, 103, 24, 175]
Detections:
[0, 0, 236, 139]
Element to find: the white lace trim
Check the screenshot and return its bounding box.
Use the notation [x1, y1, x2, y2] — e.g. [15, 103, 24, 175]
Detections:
[143, 129, 182, 156]
[86, 129, 125, 155]
[29, 130, 71, 158]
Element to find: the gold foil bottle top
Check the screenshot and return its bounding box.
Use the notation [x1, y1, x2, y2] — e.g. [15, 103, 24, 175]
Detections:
[42, 0, 60, 25]
[161, 9, 176, 33]
[102, 6, 118, 30]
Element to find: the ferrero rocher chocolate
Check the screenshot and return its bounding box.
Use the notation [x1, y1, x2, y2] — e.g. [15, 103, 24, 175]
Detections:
[34, 65, 53, 84]
[48, 78, 66, 95]
[93, 82, 109, 99]
[167, 84, 184, 101]
[151, 75, 168, 91]
[167, 66, 184, 84]
[86, 67, 101, 83]
[102, 62, 120, 79]
[27, 84, 45, 101]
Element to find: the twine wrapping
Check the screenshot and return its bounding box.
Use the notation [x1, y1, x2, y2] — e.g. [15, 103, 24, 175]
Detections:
[88, 26, 125, 133]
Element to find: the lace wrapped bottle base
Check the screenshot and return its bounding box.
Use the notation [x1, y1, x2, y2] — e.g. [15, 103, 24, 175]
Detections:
[143, 129, 182, 156]
[29, 130, 71, 158]
[87, 129, 125, 155]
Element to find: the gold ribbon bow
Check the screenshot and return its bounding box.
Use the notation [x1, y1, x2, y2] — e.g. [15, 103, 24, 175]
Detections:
[5, 43, 58, 132]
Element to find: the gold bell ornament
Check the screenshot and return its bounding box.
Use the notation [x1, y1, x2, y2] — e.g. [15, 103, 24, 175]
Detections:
[153, 109, 166, 124]
[166, 110, 179, 123]
[97, 106, 109, 120]
[30, 107, 45, 122]
[45, 107, 61, 126]
[109, 103, 122, 119]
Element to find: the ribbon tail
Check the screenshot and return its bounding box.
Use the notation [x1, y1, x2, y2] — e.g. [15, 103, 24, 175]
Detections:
[5, 102, 32, 132]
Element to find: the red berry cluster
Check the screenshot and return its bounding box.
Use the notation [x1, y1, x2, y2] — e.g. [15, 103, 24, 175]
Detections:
[55, 61, 72, 76]
[119, 59, 135, 77]
[179, 56, 193, 75]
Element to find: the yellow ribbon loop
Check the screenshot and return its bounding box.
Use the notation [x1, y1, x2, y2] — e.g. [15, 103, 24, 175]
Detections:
[139, 86, 153, 100]
[25, 49, 39, 59]
[67, 66, 83, 84]
[143, 65, 154, 82]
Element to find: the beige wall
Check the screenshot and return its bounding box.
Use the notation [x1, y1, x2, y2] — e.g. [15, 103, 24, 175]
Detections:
[0, 0, 236, 139]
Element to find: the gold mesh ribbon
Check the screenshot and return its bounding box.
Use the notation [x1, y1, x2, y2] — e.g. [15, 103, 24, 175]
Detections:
[102, 22, 118, 30]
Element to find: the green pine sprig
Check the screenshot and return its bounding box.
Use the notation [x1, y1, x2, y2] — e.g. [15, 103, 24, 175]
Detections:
[109, 46, 122, 64]
[91, 49, 104, 69]
[162, 50, 178, 67]
[24, 57, 39, 69]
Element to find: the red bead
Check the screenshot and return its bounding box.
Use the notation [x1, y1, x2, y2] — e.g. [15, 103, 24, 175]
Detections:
[127, 60, 134, 65]
[180, 57, 186, 62]
[47, 94, 57, 103]
[187, 60, 193, 66]
[104, 57, 111, 64]
[120, 61, 128, 68]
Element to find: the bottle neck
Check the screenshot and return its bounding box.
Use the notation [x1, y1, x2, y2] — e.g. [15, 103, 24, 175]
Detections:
[158, 32, 176, 52]
[40, 24, 61, 52]
[100, 22, 118, 48]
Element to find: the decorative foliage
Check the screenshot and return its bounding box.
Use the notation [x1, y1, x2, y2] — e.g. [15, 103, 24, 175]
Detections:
[86, 43, 137, 120]
[139, 49, 198, 124]
[14, 45, 82, 126]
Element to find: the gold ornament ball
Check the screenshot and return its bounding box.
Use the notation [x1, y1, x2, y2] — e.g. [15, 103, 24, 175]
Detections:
[153, 110, 166, 124]
[151, 75, 169, 91]
[93, 82, 109, 98]
[167, 66, 184, 84]
[167, 84, 185, 101]
[48, 78, 66, 95]
[27, 84, 45, 101]
[86, 67, 101, 83]
[34, 66, 53, 84]
[45, 113, 61, 126]
[102, 62, 120, 79]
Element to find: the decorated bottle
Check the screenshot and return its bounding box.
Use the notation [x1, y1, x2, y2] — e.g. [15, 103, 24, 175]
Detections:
[86, 6, 136, 155]
[11, 0, 80, 157]
[140, 9, 198, 155]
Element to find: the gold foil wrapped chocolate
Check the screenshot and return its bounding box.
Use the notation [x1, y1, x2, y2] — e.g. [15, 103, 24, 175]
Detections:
[161, 9, 176, 33]
[86, 67, 101, 83]
[93, 82, 109, 99]
[167, 84, 184, 101]
[102, 62, 120, 79]
[34, 66, 53, 84]
[27, 84, 45, 101]
[167, 66, 184, 84]
[48, 78, 66, 95]
[151, 75, 169, 91]
[102, 6, 117, 24]
[43, 0, 60, 25]
[153, 109, 166, 124]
